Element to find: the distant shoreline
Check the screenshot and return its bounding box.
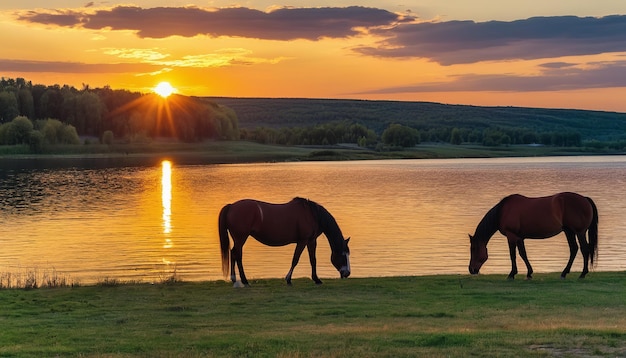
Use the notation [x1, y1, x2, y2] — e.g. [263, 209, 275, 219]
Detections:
[1, 140, 624, 169]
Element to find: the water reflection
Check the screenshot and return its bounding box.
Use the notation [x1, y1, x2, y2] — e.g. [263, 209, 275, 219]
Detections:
[1, 156, 625, 284]
[161, 160, 172, 238]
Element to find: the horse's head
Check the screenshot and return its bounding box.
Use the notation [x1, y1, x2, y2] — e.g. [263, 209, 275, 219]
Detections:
[468, 234, 488, 275]
[331, 237, 351, 279]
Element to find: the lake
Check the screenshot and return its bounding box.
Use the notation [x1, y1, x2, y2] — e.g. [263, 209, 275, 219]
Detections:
[1, 156, 625, 285]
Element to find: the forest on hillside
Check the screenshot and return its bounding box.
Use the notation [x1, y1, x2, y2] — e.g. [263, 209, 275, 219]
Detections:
[208, 97, 626, 149]
[2, 77, 626, 152]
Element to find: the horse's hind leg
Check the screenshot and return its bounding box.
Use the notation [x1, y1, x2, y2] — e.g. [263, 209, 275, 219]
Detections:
[231, 247, 250, 285]
[577, 232, 590, 278]
[230, 248, 237, 283]
[231, 239, 250, 286]
[561, 229, 579, 279]
[516, 240, 533, 280]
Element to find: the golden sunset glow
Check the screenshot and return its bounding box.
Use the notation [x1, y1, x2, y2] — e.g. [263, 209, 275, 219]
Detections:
[161, 160, 172, 237]
[3, 1, 626, 111]
[154, 82, 176, 98]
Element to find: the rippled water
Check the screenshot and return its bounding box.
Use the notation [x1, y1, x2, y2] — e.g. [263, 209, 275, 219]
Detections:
[1, 156, 625, 284]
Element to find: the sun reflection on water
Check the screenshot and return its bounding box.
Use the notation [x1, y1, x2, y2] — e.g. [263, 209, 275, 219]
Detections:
[161, 160, 172, 240]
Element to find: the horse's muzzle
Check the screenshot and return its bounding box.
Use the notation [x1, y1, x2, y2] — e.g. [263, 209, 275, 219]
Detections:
[340, 268, 351, 279]
[469, 266, 480, 275]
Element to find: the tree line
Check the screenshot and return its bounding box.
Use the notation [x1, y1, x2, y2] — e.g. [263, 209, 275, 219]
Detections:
[0, 77, 239, 147]
[2, 77, 625, 151]
[239, 120, 584, 149]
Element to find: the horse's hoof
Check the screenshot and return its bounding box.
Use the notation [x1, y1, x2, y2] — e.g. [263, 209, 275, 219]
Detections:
[525, 276, 533, 280]
[233, 281, 245, 288]
[315, 281, 323, 285]
[507, 276, 515, 280]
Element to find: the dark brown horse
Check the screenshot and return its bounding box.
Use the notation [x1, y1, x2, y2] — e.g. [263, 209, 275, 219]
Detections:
[219, 197, 350, 286]
[469, 192, 598, 279]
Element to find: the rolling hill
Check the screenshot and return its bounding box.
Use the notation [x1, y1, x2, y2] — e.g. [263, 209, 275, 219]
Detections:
[204, 97, 626, 141]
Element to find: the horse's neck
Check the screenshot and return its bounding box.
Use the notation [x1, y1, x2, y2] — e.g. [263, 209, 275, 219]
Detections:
[309, 201, 344, 252]
[321, 218, 343, 252]
[475, 205, 500, 241]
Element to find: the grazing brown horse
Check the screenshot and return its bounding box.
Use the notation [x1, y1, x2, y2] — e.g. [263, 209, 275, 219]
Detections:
[219, 197, 350, 286]
[469, 192, 598, 279]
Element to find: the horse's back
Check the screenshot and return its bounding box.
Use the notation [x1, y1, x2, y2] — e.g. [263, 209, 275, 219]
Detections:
[500, 192, 593, 237]
[226, 199, 264, 233]
[227, 198, 318, 244]
[502, 193, 557, 217]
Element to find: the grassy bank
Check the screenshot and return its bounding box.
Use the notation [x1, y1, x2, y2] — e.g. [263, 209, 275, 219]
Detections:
[0, 141, 312, 166]
[1, 272, 625, 357]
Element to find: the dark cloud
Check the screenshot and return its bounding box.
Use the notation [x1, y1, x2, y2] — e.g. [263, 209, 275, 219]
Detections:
[14, 6, 626, 68]
[17, 9, 85, 27]
[361, 61, 626, 94]
[355, 15, 626, 64]
[16, 6, 404, 40]
[0, 59, 157, 73]
[539, 62, 577, 69]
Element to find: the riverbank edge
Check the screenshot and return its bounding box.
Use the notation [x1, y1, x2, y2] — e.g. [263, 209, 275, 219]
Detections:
[1, 140, 624, 168]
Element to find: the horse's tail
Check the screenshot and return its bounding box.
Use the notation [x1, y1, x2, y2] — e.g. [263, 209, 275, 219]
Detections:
[586, 197, 599, 266]
[218, 204, 232, 278]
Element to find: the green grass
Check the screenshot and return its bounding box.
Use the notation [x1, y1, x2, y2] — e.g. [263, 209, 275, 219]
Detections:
[1, 272, 625, 357]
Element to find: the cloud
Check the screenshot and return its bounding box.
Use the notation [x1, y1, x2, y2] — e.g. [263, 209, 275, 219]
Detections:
[0, 58, 154, 73]
[355, 15, 626, 65]
[17, 9, 84, 27]
[96, 46, 287, 68]
[361, 61, 626, 94]
[158, 50, 288, 68]
[17, 7, 625, 64]
[539, 62, 577, 69]
[100, 48, 170, 61]
[16, 5, 405, 40]
[0, 47, 288, 76]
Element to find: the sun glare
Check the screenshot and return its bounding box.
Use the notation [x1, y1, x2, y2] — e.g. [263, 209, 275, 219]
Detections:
[154, 81, 175, 98]
[162, 160, 172, 236]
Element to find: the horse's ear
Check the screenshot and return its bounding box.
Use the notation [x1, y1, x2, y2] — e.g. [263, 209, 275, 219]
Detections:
[345, 237, 350, 243]
[468, 234, 473, 241]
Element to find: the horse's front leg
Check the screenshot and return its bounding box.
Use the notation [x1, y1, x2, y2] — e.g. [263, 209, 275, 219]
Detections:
[307, 239, 322, 285]
[285, 242, 307, 285]
[561, 229, 579, 279]
[507, 240, 518, 280]
[516, 240, 533, 280]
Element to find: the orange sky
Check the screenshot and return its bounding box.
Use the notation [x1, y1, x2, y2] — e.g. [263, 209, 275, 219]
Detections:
[2, 1, 626, 112]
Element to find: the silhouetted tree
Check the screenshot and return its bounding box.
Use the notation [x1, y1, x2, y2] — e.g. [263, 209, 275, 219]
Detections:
[0, 91, 19, 123]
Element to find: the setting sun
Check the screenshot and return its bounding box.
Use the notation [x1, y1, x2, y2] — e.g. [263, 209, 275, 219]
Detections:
[154, 81, 175, 98]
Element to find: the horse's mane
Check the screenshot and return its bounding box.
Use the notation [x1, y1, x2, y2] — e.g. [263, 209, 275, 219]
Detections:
[472, 195, 510, 243]
[294, 197, 344, 252]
